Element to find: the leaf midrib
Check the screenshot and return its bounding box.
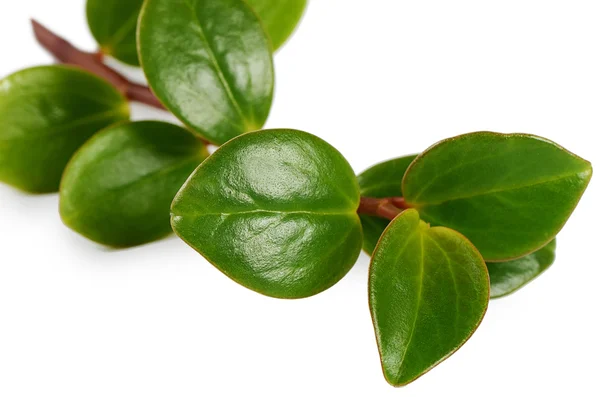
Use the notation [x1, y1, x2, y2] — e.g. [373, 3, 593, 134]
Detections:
[394, 231, 425, 383]
[63, 156, 201, 223]
[410, 149, 524, 201]
[0, 88, 122, 108]
[185, 0, 248, 127]
[105, 6, 140, 50]
[0, 109, 126, 143]
[412, 169, 590, 207]
[425, 233, 460, 332]
[173, 209, 358, 218]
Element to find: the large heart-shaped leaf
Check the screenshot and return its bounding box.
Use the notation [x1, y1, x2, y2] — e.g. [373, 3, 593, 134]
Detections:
[246, 0, 308, 50]
[370, 209, 489, 386]
[60, 121, 208, 247]
[0, 66, 129, 193]
[357, 155, 417, 254]
[403, 132, 592, 261]
[171, 129, 362, 299]
[87, 0, 145, 66]
[138, 0, 274, 145]
[488, 239, 556, 299]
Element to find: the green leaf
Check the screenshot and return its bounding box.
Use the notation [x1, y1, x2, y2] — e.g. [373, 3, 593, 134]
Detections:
[488, 239, 556, 299]
[0, 66, 129, 193]
[138, 0, 274, 145]
[403, 132, 592, 261]
[87, 0, 145, 66]
[60, 121, 208, 248]
[358, 155, 418, 254]
[171, 129, 362, 299]
[246, 0, 307, 50]
[370, 209, 489, 386]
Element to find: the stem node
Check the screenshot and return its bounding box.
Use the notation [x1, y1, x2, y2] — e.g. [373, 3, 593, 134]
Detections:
[358, 197, 410, 221]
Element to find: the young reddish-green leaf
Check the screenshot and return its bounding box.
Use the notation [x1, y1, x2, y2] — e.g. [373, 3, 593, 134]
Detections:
[60, 121, 208, 248]
[403, 132, 592, 261]
[357, 155, 418, 254]
[0, 66, 129, 193]
[171, 129, 362, 299]
[488, 239, 556, 299]
[86, 0, 145, 66]
[138, 0, 274, 145]
[246, 0, 307, 50]
[370, 209, 489, 386]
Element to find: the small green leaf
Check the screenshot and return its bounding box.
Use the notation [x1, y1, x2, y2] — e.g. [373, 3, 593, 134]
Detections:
[370, 209, 489, 386]
[488, 239, 556, 299]
[171, 129, 362, 299]
[403, 132, 592, 261]
[358, 155, 418, 254]
[60, 121, 208, 248]
[138, 0, 274, 145]
[246, 0, 307, 50]
[0, 66, 129, 193]
[86, 0, 145, 66]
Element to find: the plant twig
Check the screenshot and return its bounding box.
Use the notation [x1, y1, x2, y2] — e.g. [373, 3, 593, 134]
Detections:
[31, 19, 164, 110]
[357, 197, 410, 221]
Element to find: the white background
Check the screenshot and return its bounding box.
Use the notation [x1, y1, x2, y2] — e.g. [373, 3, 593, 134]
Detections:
[1, 1, 599, 396]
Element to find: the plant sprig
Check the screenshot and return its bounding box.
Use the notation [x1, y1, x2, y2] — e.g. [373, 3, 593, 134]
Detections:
[0, 0, 593, 388]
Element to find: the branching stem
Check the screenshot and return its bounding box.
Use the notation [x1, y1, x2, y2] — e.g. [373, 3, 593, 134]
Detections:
[31, 19, 164, 110]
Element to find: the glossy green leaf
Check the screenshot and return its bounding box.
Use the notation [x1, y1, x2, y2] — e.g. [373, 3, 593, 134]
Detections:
[172, 129, 362, 299]
[358, 155, 418, 254]
[370, 209, 489, 386]
[138, 0, 274, 145]
[0, 66, 129, 193]
[87, 0, 145, 66]
[60, 121, 208, 248]
[246, 0, 307, 50]
[488, 239, 556, 299]
[403, 132, 592, 261]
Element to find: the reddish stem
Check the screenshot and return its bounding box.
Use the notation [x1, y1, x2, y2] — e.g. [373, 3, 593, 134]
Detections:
[390, 197, 410, 210]
[357, 197, 411, 221]
[31, 19, 164, 110]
